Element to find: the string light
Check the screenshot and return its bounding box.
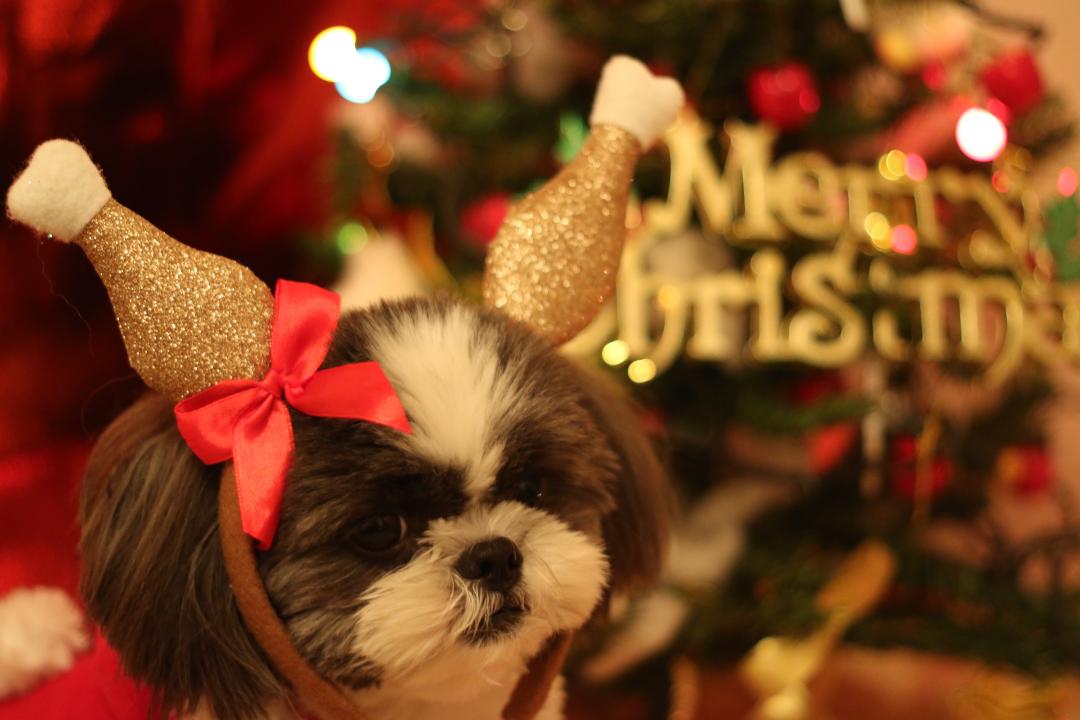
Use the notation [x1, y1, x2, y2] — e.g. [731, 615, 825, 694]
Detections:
[955, 107, 1007, 162]
[334, 48, 392, 104]
[627, 358, 657, 384]
[878, 153, 899, 181]
[309, 27, 359, 82]
[310, 27, 392, 104]
[1057, 167, 1078, 196]
[891, 224, 917, 255]
[864, 211, 891, 251]
[879, 150, 928, 183]
[335, 221, 368, 253]
[904, 153, 927, 181]
[883, 150, 906, 179]
[601, 340, 630, 366]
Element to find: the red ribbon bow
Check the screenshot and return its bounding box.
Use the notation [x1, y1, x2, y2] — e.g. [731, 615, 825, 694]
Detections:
[175, 280, 412, 550]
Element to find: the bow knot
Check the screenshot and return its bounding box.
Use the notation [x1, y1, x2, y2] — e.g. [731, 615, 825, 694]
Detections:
[175, 280, 411, 550]
[259, 368, 285, 394]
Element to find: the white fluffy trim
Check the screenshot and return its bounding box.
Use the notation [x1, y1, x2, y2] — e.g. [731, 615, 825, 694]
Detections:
[7, 139, 111, 242]
[589, 55, 685, 149]
[0, 587, 90, 699]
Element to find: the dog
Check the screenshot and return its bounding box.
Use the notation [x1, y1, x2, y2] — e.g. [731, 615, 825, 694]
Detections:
[80, 295, 668, 720]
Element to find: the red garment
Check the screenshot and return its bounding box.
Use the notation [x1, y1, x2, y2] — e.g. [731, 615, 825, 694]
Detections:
[0, 631, 152, 720]
[0, 442, 151, 718]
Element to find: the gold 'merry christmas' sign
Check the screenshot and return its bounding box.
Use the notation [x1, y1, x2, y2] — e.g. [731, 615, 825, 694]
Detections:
[576, 110, 1080, 385]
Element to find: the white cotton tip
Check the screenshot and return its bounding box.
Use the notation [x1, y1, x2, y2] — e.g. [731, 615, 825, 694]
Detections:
[7, 139, 112, 242]
[589, 55, 685, 149]
[0, 587, 90, 699]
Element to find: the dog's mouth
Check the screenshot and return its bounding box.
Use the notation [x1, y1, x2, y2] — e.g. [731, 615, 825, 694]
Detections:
[466, 597, 528, 644]
[490, 600, 525, 627]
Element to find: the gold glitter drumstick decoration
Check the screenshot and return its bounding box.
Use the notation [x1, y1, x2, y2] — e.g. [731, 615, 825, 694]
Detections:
[6, 140, 274, 401]
[483, 55, 685, 343]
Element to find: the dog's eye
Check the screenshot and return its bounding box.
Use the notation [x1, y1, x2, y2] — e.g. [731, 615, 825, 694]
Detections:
[351, 514, 407, 553]
[514, 478, 544, 507]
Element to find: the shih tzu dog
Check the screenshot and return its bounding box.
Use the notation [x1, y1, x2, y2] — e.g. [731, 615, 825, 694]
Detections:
[7, 56, 684, 719]
[80, 296, 667, 720]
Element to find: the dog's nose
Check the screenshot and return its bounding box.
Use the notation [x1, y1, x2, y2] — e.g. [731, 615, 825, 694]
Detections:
[455, 537, 523, 592]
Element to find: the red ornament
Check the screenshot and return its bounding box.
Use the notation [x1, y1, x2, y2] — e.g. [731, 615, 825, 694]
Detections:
[461, 193, 510, 248]
[922, 61, 948, 92]
[996, 444, 1053, 496]
[980, 49, 1044, 114]
[747, 62, 820, 131]
[808, 423, 858, 476]
[890, 434, 952, 501]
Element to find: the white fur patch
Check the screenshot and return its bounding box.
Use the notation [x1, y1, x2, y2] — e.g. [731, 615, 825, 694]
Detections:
[0, 587, 89, 699]
[7, 140, 111, 242]
[350, 502, 608, 705]
[368, 305, 528, 499]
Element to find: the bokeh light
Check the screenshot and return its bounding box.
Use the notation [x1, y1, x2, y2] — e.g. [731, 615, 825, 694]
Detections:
[904, 153, 927, 181]
[602, 340, 631, 366]
[627, 358, 657, 384]
[864, 211, 891, 251]
[878, 151, 901, 181]
[310, 27, 392, 104]
[884, 149, 906, 178]
[1057, 167, 1078, 196]
[334, 48, 392, 104]
[891, 224, 917, 254]
[335, 221, 368, 253]
[308, 26, 358, 82]
[955, 107, 1007, 162]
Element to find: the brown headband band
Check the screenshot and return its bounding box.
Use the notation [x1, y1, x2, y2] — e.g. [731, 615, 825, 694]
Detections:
[218, 467, 365, 719]
[218, 466, 568, 720]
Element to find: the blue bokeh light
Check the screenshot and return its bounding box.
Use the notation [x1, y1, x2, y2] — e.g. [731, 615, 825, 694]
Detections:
[334, 47, 392, 104]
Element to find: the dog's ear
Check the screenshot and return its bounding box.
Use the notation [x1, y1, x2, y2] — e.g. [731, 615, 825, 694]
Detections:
[81, 394, 280, 720]
[574, 365, 671, 594]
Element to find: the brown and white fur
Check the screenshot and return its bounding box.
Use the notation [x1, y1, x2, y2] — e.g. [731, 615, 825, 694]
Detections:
[80, 295, 668, 720]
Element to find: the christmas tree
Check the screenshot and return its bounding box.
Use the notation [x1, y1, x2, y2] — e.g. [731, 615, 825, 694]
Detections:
[2, 0, 1080, 717]
[309, 0, 1080, 716]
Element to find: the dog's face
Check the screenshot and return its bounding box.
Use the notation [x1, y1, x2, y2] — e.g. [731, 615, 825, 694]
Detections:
[267, 299, 632, 700]
[80, 297, 667, 720]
